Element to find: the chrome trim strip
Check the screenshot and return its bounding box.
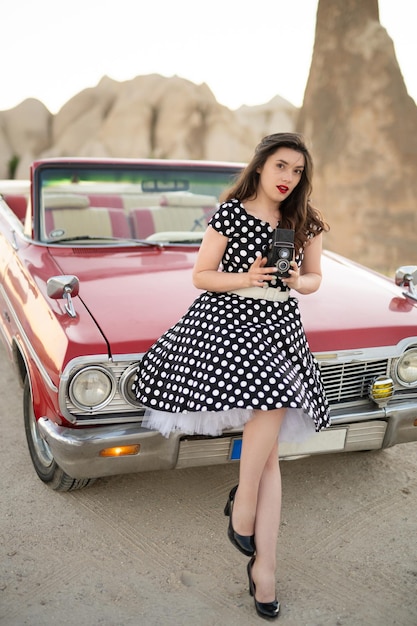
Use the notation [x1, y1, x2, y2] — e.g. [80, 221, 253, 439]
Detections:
[0, 317, 11, 349]
[313, 337, 417, 365]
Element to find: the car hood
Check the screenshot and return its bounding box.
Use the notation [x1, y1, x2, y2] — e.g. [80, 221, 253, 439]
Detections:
[48, 247, 417, 355]
[298, 251, 417, 351]
[49, 246, 201, 354]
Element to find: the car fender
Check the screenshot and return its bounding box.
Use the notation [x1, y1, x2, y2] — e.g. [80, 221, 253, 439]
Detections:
[11, 334, 62, 425]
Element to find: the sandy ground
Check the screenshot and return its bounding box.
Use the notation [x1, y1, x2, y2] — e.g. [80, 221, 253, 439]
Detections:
[1, 342, 417, 626]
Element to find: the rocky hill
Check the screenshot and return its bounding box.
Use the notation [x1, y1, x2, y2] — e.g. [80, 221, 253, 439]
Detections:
[0, 75, 297, 180]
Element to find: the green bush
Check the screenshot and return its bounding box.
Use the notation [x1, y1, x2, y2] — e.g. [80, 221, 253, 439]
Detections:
[8, 155, 20, 179]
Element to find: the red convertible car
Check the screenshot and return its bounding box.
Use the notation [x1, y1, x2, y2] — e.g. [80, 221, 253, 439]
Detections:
[1, 158, 417, 490]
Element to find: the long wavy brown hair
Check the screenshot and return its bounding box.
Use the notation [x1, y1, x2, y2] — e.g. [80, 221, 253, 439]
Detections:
[223, 132, 329, 251]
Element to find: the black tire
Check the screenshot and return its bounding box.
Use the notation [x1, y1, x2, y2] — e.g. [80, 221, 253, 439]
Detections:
[23, 377, 95, 491]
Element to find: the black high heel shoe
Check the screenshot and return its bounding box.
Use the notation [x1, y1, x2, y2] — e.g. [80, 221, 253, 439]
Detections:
[224, 485, 255, 557]
[247, 556, 280, 620]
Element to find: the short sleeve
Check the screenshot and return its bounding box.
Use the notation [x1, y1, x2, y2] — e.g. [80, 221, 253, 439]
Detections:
[208, 200, 240, 237]
[305, 222, 323, 240]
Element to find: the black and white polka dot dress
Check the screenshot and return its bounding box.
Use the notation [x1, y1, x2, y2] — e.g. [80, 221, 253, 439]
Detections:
[133, 199, 330, 440]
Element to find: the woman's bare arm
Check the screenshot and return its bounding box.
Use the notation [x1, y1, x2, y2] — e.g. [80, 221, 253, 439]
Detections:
[192, 226, 277, 292]
[282, 232, 323, 294]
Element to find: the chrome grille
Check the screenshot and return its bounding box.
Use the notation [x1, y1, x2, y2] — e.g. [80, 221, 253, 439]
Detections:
[319, 359, 389, 404]
[65, 356, 391, 423]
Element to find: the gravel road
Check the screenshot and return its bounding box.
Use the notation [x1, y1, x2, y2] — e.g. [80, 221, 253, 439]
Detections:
[1, 342, 416, 626]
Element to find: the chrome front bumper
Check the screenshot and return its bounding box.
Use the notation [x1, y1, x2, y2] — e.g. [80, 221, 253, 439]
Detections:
[38, 400, 417, 479]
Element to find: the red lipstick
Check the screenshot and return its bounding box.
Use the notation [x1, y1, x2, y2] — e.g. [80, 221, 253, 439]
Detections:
[277, 185, 289, 193]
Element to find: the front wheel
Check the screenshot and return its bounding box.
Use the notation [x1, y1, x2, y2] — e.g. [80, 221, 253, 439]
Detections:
[23, 377, 95, 491]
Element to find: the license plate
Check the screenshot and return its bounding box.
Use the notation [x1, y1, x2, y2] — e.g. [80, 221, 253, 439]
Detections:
[229, 438, 242, 461]
[279, 428, 347, 457]
[229, 428, 347, 461]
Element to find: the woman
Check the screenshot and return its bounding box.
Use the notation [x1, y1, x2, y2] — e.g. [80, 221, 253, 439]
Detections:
[134, 132, 330, 620]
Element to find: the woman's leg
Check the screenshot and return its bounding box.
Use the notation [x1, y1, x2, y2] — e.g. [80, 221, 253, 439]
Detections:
[251, 440, 281, 602]
[231, 409, 285, 601]
[231, 409, 285, 535]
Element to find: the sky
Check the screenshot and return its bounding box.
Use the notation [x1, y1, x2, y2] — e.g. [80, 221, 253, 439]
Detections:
[1, 0, 416, 114]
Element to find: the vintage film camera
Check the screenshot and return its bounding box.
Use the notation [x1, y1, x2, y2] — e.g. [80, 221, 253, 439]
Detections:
[266, 228, 295, 278]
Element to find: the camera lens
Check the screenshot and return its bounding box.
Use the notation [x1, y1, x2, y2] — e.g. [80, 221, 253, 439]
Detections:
[277, 259, 290, 272]
[279, 248, 291, 259]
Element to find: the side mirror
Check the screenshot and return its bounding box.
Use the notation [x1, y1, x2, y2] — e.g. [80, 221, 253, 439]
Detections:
[47, 275, 80, 318]
[395, 266, 417, 302]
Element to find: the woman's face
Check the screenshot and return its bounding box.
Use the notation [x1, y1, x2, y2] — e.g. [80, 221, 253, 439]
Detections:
[257, 147, 305, 204]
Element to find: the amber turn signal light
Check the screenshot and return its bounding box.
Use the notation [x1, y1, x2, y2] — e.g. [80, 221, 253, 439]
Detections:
[99, 445, 140, 457]
[369, 376, 394, 407]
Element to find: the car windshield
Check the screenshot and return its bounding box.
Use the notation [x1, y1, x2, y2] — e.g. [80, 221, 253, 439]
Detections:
[36, 162, 242, 245]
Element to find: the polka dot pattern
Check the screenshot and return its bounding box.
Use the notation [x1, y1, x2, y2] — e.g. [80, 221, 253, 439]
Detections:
[133, 200, 330, 434]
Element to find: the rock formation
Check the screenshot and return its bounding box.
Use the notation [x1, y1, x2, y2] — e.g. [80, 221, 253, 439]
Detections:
[0, 99, 51, 179]
[297, 0, 417, 272]
[0, 74, 296, 180]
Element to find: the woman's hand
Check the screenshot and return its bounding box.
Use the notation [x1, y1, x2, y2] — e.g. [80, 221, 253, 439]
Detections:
[247, 255, 277, 287]
[281, 234, 324, 294]
[281, 261, 301, 290]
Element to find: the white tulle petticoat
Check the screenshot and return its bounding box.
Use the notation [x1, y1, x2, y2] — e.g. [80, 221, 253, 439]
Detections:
[142, 406, 317, 442]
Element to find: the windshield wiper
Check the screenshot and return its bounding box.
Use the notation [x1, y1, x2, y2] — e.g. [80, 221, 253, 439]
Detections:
[48, 235, 163, 248]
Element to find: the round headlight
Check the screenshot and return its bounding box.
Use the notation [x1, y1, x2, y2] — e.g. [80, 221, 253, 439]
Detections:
[396, 348, 417, 386]
[69, 367, 115, 410]
[120, 363, 142, 406]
